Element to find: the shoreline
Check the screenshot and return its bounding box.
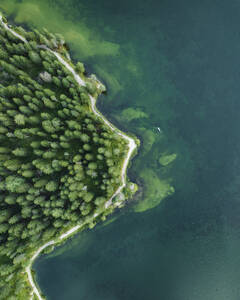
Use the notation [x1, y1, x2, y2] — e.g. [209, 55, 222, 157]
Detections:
[0, 14, 138, 300]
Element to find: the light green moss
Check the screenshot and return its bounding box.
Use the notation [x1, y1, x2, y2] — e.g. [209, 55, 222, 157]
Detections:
[0, 0, 120, 59]
[116, 107, 148, 123]
[159, 153, 177, 166]
[93, 65, 123, 94]
[138, 127, 157, 155]
[133, 168, 174, 213]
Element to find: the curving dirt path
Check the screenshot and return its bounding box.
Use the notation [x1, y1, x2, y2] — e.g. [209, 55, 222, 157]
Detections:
[0, 15, 137, 300]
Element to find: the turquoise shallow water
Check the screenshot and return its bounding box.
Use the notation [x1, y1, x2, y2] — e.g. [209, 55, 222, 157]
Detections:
[2, 0, 240, 299]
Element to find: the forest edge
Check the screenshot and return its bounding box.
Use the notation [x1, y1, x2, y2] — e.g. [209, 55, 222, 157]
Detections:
[0, 13, 138, 300]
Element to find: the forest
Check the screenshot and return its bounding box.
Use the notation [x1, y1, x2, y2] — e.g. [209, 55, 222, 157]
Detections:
[0, 14, 136, 299]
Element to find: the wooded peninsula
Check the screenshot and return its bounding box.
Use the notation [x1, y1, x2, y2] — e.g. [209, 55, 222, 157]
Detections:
[0, 14, 138, 300]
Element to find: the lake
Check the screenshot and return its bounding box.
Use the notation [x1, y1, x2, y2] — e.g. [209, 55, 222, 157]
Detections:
[2, 0, 240, 299]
